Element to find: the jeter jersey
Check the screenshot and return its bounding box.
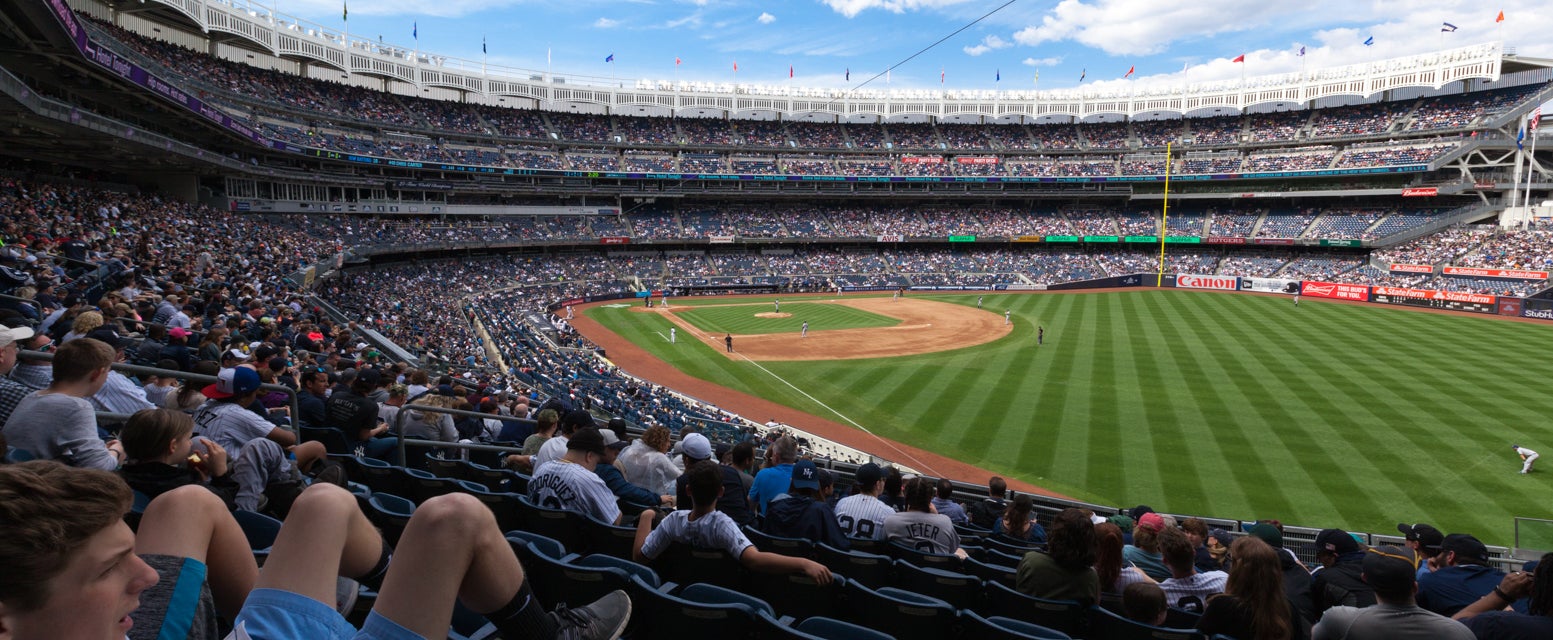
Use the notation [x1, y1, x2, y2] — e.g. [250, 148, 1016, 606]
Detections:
[883, 511, 961, 555]
[527, 459, 621, 524]
[639, 510, 754, 561]
[835, 494, 895, 540]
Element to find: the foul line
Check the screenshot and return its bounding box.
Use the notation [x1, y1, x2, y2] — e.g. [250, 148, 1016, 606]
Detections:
[732, 351, 942, 477]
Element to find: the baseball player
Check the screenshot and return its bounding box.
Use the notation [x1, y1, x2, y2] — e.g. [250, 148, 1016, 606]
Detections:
[892, 290, 899, 302]
[801, 321, 808, 338]
[1514, 444, 1539, 474]
[670, 327, 676, 343]
[725, 334, 733, 353]
[565, 304, 574, 319]
[1004, 310, 1011, 325]
[774, 299, 780, 313]
[1294, 291, 1300, 307]
[1038, 326, 1044, 346]
[662, 291, 669, 308]
[977, 296, 983, 308]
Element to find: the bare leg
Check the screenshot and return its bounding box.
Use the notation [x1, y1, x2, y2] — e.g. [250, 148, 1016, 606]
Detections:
[136, 485, 259, 620]
[254, 483, 383, 606]
[371, 492, 524, 638]
[289, 440, 327, 473]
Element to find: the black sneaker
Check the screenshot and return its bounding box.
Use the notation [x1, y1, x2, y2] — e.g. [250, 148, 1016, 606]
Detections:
[550, 589, 631, 640]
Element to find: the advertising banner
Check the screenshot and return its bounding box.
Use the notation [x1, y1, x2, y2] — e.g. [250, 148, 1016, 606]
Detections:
[1044, 236, 1081, 242]
[877, 234, 905, 242]
[1498, 298, 1524, 317]
[1371, 286, 1496, 313]
[1442, 266, 1549, 280]
[1047, 273, 1150, 290]
[1524, 307, 1553, 320]
[1240, 277, 1299, 294]
[1254, 238, 1296, 245]
[900, 156, 944, 164]
[1389, 263, 1433, 274]
[1013, 235, 1045, 243]
[1084, 236, 1120, 243]
[1165, 236, 1203, 244]
[1177, 274, 1240, 291]
[1301, 281, 1371, 301]
[708, 235, 736, 244]
[1206, 237, 1247, 244]
[1124, 236, 1158, 243]
[956, 157, 1000, 165]
[1401, 187, 1439, 197]
[1320, 239, 1362, 247]
[947, 235, 977, 242]
[599, 237, 631, 245]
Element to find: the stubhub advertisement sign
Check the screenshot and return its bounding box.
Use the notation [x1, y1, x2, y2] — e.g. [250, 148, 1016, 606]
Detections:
[1176, 274, 1240, 291]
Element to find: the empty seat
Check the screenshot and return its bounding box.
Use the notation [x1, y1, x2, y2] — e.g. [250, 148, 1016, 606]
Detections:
[425, 457, 467, 480]
[581, 512, 638, 560]
[364, 493, 416, 547]
[983, 581, 1087, 636]
[232, 509, 283, 551]
[471, 489, 525, 534]
[515, 494, 586, 550]
[885, 540, 963, 571]
[628, 576, 765, 640]
[300, 426, 353, 456]
[655, 543, 748, 592]
[745, 526, 817, 558]
[792, 615, 895, 640]
[894, 560, 984, 611]
[962, 555, 1019, 587]
[751, 571, 845, 621]
[1087, 605, 1207, 640]
[816, 542, 893, 588]
[958, 610, 1073, 640]
[841, 581, 957, 640]
[981, 535, 1042, 557]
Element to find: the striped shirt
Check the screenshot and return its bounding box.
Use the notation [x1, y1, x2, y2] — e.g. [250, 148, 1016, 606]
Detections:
[91, 370, 155, 416]
[1160, 570, 1228, 613]
[835, 493, 895, 540]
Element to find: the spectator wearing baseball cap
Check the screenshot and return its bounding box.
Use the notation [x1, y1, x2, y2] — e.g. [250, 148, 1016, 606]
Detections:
[532, 409, 596, 474]
[1310, 528, 1377, 615]
[761, 459, 850, 550]
[595, 430, 672, 509]
[834, 462, 894, 540]
[0, 325, 36, 426]
[325, 367, 398, 464]
[1417, 533, 1507, 617]
[1312, 545, 1475, 640]
[158, 326, 194, 372]
[192, 365, 300, 464]
[671, 432, 714, 508]
[1456, 552, 1553, 637]
[1124, 512, 1172, 581]
[1397, 522, 1446, 576]
[526, 428, 621, 525]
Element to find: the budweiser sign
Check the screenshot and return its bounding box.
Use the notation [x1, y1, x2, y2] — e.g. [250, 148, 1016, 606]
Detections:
[1177, 274, 1239, 291]
[956, 156, 1000, 165]
[1442, 266, 1549, 280]
[599, 236, 631, 245]
[1302, 281, 1371, 301]
[1401, 187, 1438, 197]
[1372, 287, 1496, 305]
[1389, 263, 1433, 274]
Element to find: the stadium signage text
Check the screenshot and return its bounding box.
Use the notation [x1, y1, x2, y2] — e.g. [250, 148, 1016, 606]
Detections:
[900, 156, 944, 164]
[1441, 266, 1549, 280]
[1524, 308, 1553, 320]
[1401, 187, 1439, 197]
[1301, 281, 1371, 301]
[1371, 286, 1496, 313]
[599, 237, 631, 245]
[1498, 298, 1524, 317]
[1240, 277, 1298, 294]
[1254, 238, 1296, 246]
[876, 235, 905, 243]
[1389, 263, 1434, 274]
[956, 157, 1000, 165]
[947, 235, 977, 242]
[1177, 275, 1239, 291]
[1206, 237, 1247, 245]
[708, 235, 736, 244]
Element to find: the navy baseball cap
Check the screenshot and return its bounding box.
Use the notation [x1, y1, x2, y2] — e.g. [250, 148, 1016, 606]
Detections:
[791, 459, 820, 490]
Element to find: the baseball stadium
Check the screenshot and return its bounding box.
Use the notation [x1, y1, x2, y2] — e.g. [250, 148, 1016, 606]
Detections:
[1, 0, 1552, 638]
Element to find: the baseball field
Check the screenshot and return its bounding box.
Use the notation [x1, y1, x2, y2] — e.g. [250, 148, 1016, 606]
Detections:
[581, 290, 1553, 545]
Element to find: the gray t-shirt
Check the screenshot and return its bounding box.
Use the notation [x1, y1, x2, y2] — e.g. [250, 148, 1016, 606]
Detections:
[1312, 603, 1475, 640]
[883, 510, 961, 555]
[2, 392, 115, 469]
[639, 510, 753, 561]
[528, 458, 621, 524]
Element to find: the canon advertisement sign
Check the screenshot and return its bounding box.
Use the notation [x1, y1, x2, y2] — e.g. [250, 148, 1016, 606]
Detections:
[1176, 274, 1240, 291]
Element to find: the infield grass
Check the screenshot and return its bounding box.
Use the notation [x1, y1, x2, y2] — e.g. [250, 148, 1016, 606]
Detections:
[673, 302, 899, 335]
[588, 290, 1553, 544]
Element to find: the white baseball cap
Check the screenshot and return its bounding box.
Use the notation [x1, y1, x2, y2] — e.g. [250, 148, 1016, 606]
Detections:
[0, 326, 34, 349]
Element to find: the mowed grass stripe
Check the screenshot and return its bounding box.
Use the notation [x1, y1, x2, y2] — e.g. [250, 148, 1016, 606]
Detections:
[675, 302, 898, 335]
[588, 291, 1553, 544]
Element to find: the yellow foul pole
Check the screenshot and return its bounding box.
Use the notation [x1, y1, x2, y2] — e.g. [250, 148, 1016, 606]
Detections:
[1157, 142, 1172, 286]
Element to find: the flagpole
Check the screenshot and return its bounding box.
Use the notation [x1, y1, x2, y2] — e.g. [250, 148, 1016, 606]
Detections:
[1524, 114, 1539, 224]
[1158, 141, 1172, 286]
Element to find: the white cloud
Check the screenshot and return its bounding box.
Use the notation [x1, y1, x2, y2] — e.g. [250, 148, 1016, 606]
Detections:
[594, 17, 620, 28]
[758, 12, 776, 24]
[1012, 0, 1293, 56]
[1022, 56, 1062, 66]
[820, 0, 976, 19]
[289, 0, 527, 19]
[962, 34, 1011, 56]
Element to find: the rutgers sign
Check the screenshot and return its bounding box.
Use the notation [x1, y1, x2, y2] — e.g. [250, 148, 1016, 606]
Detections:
[1177, 274, 1239, 291]
[1301, 281, 1371, 301]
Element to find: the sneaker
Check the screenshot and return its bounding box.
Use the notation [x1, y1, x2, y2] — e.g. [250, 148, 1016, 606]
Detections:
[334, 577, 359, 614]
[550, 589, 631, 640]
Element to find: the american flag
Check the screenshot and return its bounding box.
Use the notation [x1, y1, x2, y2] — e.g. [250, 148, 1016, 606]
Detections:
[1532, 107, 1543, 131]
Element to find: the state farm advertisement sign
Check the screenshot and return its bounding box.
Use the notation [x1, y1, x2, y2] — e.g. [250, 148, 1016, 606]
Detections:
[1302, 281, 1371, 301]
[956, 157, 1000, 165]
[1371, 286, 1496, 314]
[1442, 266, 1549, 280]
[1401, 187, 1438, 197]
[1389, 263, 1434, 274]
[900, 156, 944, 164]
[1177, 274, 1239, 291]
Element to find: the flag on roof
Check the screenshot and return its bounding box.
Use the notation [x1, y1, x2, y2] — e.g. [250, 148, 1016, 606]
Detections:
[732, 61, 737, 72]
[605, 53, 614, 63]
[996, 69, 1001, 82]
[940, 67, 945, 84]
[675, 56, 681, 65]
[789, 65, 794, 78]
[845, 68, 850, 81]
[1518, 125, 1525, 150]
[1363, 36, 1374, 46]
[1497, 10, 1505, 23]
[482, 37, 487, 55]
[1441, 22, 1458, 32]
[1232, 54, 1245, 63]
[1123, 65, 1135, 78]
[1298, 46, 1306, 56]
[342, 1, 347, 21]
[1532, 107, 1543, 131]
[1079, 68, 1086, 82]
[413, 22, 418, 40]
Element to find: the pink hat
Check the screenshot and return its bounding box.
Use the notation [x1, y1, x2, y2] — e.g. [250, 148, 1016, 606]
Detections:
[1136, 512, 1166, 533]
[168, 327, 191, 339]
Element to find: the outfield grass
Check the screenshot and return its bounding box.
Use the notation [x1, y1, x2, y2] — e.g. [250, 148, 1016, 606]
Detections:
[588, 291, 1553, 544]
[674, 302, 899, 335]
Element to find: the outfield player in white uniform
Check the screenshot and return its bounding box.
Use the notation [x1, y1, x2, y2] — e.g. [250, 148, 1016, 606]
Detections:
[527, 428, 621, 524]
[1514, 444, 1539, 474]
[801, 321, 808, 338]
[670, 327, 676, 343]
[834, 463, 894, 540]
[635, 460, 831, 583]
[1004, 310, 1011, 325]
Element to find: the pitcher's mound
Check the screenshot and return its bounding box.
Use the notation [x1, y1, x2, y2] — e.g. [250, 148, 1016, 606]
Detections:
[755, 312, 792, 318]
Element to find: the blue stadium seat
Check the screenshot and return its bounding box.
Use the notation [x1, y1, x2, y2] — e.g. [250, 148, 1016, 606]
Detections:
[894, 560, 984, 611]
[655, 542, 748, 592]
[792, 615, 895, 640]
[1086, 605, 1206, 640]
[472, 489, 526, 534]
[505, 531, 568, 574]
[841, 581, 957, 640]
[958, 610, 1073, 640]
[364, 493, 415, 547]
[983, 581, 1087, 636]
[300, 426, 353, 456]
[628, 576, 765, 640]
[232, 509, 283, 552]
[745, 525, 817, 558]
[425, 457, 467, 480]
[580, 512, 638, 560]
[524, 549, 636, 610]
[981, 535, 1042, 557]
[885, 539, 964, 571]
[962, 555, 1019, 587]
[816, 542, 893, 588]
[515, 494, 586, 550]
[751, 571, 846, 621]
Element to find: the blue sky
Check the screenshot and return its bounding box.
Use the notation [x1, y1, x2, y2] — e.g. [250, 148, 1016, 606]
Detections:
[287, 0, 1546, 92]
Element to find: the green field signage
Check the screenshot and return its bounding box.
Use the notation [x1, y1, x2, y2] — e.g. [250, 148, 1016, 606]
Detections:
[1124, 236, 1158, 243]
[948, 235, 977, 242]
[1084, 236, 1120, 243]
[1320, 239, 1362, 247]
[1165, 236, 1203, 244]
[1044, 235, 1080, 242]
